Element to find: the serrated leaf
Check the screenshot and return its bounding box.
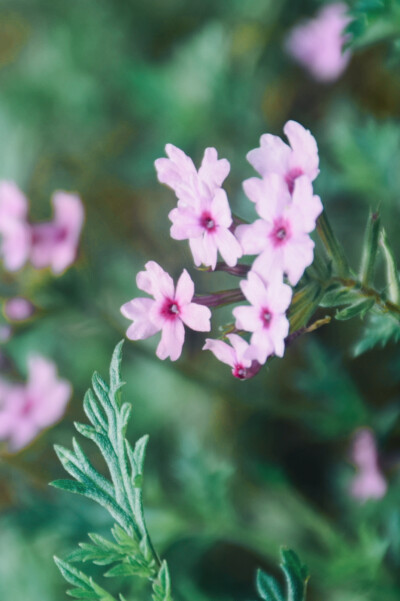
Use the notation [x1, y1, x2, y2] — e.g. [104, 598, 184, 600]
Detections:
[353, 313, 400, 355]
[256, 569, 283, 601]
[335, 297, 375, 321]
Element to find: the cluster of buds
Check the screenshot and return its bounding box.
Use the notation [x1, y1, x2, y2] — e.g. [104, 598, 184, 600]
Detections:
[121, 121, 323, 379]
[0, 181, 84, 274]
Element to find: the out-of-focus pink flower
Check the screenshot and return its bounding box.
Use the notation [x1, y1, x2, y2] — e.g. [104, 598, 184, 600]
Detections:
[4, 297, 34, 322]
[203, 333, 258, 379]
[169, 188, 242, 270]
[30, 192, 84, 274]
[155, 145, 230, 207]
[350, 428, 387, 502]
[0, 181, 31, 271]
[237, 174, 322, 285]
[233, 270, 292, 364]
[121, 261, 211, 361]
[0, 355, 71, 451]
[246, 120, 319, 193]
[285, 3, 351, 83]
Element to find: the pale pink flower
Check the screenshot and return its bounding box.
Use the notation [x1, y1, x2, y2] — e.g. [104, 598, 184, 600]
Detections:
[121, 261, 211, 361]
[285, 3, 351, 83]
[233, 270, 292, 364]
[169, 187, 242, 269]
[203, 334, 257, 379]
[30, 192, 84, 274]
[246, 120, 319, 193]
[350, 428, 387, 502]
[0, 355, 71, 451]
[0, 181, 31, 271]
[155, 145, 230, 207]
[4, 297, 34, 321]
[237, 174, 323, 286]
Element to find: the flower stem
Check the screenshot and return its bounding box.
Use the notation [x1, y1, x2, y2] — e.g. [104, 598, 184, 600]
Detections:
[316, 210, 350, 278]
[194, 289, 245, 308]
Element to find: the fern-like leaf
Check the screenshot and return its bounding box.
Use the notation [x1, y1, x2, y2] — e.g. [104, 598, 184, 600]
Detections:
[52, 341, 172, 600]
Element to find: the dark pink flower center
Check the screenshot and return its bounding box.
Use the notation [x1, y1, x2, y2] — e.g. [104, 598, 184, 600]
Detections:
[200, 211, 217, 233]
[270, 217, 291, 248]
[31, 224, 68, 245]
[285, 167, 303, 194]
[20, 397, 35, 417]
[260, 307, 273, 328]
[233, 364, 247, 379]
[160, 298, 180, 321]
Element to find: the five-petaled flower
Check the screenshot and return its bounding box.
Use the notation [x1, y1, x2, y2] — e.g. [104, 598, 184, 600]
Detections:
[237, 173, 323, 285]
[233, 270, 292, 365]
[121, 261, 211, 361]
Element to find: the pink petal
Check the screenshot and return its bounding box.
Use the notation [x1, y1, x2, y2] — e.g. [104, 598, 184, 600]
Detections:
[292, 176, 323, 232]
[156, 319, 185, 361]
[255, 174, 291, 222]
[283, 235, 315, 285]
[203, 338, 235, 367]
[198, 147, 230, 190]
[169, 207, 203, 240]
[226, 333, 253, 366]
[249, 329, 274, 364]
[210, 189, 232, 229]
[180, 302, 211, 331]
[189, 237, 206, 267]
[284, 121, 319, 180]
[236, 221, 271, 255]
[214, 227, 242, 267]
[175, 269, 195, 305]
[247, 135, 291, 177]
[240, 271, 269, 308]
[233, 305, 260, 332]
[137, 261, 174, 300]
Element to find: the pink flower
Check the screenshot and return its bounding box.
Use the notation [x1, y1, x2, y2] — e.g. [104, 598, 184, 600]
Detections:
[246, 120, 319, 193]
[233, 270, 292, 364]
[0, 181, 31, 271]
[237, 174, 323, 285]
[285, 3, 351, 83]
[203, 334, 257, 379]
[4, 297, 34, 321]
[30, 192, 84, 274]
[349, 428, 387, 502]
[121, 261, 211, 361]
[0, 355, 71, 451]
[155, 144, 230, 207]
[169, 187, 242, 269]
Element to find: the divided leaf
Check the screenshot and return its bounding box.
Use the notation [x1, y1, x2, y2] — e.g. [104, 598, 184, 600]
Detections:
[256, 549, 308, 601]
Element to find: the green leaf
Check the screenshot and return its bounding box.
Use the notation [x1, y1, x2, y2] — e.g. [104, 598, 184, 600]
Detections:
[280, 549, 308, 601]
[335, 298, 375, 321]
[380, 228, 400, 304]
[288, 280, 324, 332]
[359, 210, 380, 286]
[152, 561, 173, 601]
[353, 313, 400, 356]
[53, 342, 165, 601]
[319, 283, 360, 308]
[256, 569, 283, 601]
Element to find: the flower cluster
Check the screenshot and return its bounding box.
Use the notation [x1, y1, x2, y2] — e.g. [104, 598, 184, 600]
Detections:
[121, 121, 323, 378]
[0, 182, 84, 274]
[0, 355, 71, 451]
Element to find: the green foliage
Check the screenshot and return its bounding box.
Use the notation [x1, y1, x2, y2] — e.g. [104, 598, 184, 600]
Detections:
[353, 312, 400, 355]
[347, 0, 400, 51]
[359, 210, 381, 286]
[52, 342, 169, 601]
[257, 549, 308, 601]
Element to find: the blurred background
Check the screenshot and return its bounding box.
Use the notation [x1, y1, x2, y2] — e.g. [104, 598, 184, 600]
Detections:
[0, 0, 400, 599]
